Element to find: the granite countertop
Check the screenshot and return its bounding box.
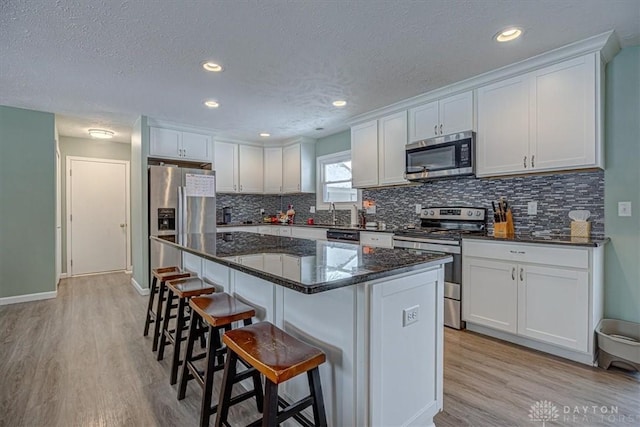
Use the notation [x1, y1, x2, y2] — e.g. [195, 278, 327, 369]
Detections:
[152, 232, 451, 294]
[216, 222, 396, 233]
[463, 233, 610, 247]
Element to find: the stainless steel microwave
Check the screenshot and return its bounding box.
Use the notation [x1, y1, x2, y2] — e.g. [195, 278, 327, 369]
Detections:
[405, 131, 475, 181]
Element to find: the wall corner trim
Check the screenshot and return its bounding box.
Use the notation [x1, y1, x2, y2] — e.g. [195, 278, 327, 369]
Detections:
[131, 277, 150, 296]
[0, 291, 57, 306]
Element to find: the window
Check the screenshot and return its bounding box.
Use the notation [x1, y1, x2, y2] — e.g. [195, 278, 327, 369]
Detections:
[316, 151, 360, 209]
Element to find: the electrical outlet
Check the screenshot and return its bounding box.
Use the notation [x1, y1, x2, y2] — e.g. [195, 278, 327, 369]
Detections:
[260, 208, 265, 215]
[402, 305, 420, 327]
[618, 201, 632, 217]
[366, 205, 376, 214]
[310, 206, 316, 213]
[415, 204, 422, 214]
[527, 201, 537, 215]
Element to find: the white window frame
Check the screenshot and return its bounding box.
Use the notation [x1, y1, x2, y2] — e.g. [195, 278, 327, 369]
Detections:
[316, 150, 362, 210]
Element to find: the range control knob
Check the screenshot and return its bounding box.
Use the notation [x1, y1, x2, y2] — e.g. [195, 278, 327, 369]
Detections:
[429, 210, 435, 216]
[476, 211, 482, 216]
[467, 210, 473, 216]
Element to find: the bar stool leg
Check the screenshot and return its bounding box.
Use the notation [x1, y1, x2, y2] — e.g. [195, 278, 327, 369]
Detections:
[308, 368, 328, 427]
[152, 280, 167, 351]
[214, 350, 238, 427]
[200, 325, 219, 427]
[178, 310, 199, 401]
[261, 380, 279, 427]
[157, 289, 175, 361]
[143, 276, 158, 336]
[170, 295, 187, 385]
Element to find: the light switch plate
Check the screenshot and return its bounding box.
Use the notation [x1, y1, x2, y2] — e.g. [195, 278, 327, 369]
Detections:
[309, 206, 316, 213]
[527, 201, 537, 215]
[415, 204, 422, 214]
[618, 201, 632, 217]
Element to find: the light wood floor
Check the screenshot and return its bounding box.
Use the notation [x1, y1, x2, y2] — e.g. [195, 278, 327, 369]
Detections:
[0, 273, 638, 427]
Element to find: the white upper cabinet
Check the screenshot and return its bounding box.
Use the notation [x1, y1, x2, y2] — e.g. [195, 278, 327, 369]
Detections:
[408, 91, 473, 141]
[476, 75, 531, 176]
[150, 127, 212, 162]
[351, 120, 380, 188]
[476, 53, 602, 177]
[263, 146, 283, 194]
[214, 141, 238, 193]
[238, 144, 264, 193]
[378, 111, 408, 186]
[352, 112, 409, 188]
[181, 131, 212, 162]
[531, 54, 598, 171]
[282, 140, 315, 193]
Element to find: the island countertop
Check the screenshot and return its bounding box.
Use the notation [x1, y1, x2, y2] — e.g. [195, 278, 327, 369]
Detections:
[151, 232, 452, 294]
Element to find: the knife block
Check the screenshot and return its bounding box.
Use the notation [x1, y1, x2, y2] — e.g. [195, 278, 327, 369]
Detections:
[493, 209, 515, 238]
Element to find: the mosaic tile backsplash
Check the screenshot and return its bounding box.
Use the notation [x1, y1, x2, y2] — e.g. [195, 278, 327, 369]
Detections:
[217, 170, 604, 236]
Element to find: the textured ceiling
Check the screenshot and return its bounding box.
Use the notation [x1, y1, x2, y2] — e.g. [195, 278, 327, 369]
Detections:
[1, 0, 639, 143]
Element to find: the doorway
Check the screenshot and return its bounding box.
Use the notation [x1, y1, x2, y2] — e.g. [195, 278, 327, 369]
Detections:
[66, 156, 130, 276]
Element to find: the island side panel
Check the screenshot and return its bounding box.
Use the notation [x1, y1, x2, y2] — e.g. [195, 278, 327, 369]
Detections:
[280, 286, 359, 427]
[369, 267, 444, 427]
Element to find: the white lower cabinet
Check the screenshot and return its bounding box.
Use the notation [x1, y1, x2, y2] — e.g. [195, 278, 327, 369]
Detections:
[462, 239, 603, 364]
[462, 258, 517, 333]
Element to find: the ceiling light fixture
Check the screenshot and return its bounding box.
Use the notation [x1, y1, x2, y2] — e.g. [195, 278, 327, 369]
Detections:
[495, 27, 523, 42]
[332, 100, 347, 107]
[202, 61, 224, 72]
[259, 133, 270, 137]
[204, 100, 219, 108]
[88, 129, 114, 139]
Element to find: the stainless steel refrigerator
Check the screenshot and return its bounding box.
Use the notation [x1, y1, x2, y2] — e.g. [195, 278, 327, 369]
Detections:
[149, 165, 216, 274]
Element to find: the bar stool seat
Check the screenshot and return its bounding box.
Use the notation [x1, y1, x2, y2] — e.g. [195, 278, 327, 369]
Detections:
[157, 277, 215, 384]
[143, 266, 192, 351]
[216, 322, 327, 427]
[178, 293, 263, 427]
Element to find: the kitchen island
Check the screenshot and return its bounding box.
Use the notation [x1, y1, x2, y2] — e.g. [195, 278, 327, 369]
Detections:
[152, 232, 452, 427]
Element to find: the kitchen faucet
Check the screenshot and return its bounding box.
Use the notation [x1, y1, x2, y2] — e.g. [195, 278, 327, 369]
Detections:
[330, 202, 337, 225]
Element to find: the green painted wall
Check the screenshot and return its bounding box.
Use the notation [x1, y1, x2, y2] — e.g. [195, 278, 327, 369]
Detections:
[604, 46, 640, 323]
[0, 106, 56, 298]
[315, 130, 350, 157]
[59, 136, 131, 273]
[130, 116, 150, 289]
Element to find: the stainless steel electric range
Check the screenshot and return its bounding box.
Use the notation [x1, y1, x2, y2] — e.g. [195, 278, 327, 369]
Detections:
[392, 207, 486, 329]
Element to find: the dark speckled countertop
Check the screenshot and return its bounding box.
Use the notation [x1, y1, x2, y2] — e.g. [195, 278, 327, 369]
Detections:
[463, 234, 610, 247]
[151, 232, 451, 294]
[216, 222, 395, 233]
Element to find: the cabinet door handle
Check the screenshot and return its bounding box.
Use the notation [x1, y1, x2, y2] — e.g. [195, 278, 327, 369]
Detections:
[512, 267, 516, 281]
[183, 148, 186, 157]
[531, 155, 535, 168]
[297, 184, 300, 191]
[439, 124, 443, 134]
[523, 156, 527, 168]
[520, 268, 524, 281]
[240, 184, 243, 191]
[434, 124, 438, 135]
[233, 184, 236, 191]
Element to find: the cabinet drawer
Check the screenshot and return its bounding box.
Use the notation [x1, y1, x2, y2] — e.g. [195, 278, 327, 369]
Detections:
[360, 232, 393, 248]
[463, 240, 588, 269]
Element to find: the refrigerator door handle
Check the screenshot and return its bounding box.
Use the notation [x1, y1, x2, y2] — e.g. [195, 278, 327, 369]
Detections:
[177, 186, 183, 239]
[181, 185, 188, 238]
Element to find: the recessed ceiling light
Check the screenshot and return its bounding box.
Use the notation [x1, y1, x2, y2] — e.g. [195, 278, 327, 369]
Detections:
[495, 27, 523, 42]
[88, 129, 114, 139]
[259, 133, 270, 137]
[332, 100, 347, 107]
[202, 61, 224, 72]
[315, 127, 324, 131]
[204, 100, 219, 108]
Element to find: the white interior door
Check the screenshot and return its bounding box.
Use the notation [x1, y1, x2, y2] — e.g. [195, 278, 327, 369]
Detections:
[55, 148, 62, 285]
[68, 157, 129, 275]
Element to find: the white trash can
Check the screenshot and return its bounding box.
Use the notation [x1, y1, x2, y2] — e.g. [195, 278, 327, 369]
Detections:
[596, 319, 640, 372]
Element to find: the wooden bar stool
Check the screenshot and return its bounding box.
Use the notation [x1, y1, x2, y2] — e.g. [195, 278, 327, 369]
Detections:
[216, 322, 327, 427]
[157, 277, 216, 385]
[178, 293, 263, 427]
[143, 266, 192, 351]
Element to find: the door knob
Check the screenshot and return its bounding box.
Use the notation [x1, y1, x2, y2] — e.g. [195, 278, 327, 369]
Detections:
[120, 223, 126, 228]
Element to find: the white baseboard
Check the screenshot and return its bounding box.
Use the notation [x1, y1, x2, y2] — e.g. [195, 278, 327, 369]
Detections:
[131, 277, 150, 296]
[0, 290, 57, 306]
[59, 273, 68, 279]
